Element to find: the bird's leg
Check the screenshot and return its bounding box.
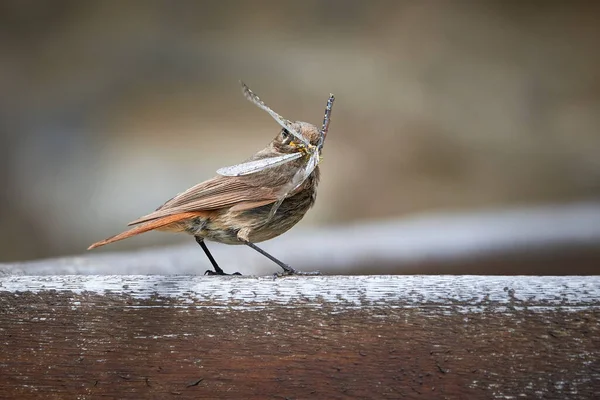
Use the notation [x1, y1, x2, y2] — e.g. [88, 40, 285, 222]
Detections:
[195, 237, 241, 276]
[242, 240, 321, 276]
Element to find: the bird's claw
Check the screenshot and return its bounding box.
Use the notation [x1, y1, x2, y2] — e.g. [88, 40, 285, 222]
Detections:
[204, 270, 242, 276]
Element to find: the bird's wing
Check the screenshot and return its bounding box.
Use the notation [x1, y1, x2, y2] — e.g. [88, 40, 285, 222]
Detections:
[128, 174, 282, 226]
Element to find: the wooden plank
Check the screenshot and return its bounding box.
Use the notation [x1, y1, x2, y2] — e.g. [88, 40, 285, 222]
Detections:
[1, 275, 599, 399]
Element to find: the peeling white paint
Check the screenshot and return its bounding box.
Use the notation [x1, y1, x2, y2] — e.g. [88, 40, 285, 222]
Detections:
[0, 275, 599, 310]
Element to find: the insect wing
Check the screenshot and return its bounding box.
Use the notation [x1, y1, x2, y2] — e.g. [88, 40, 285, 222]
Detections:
[318, 94, 335, 150]
[267, 169, 304, 221]
[216, 152, 303, 176]
[266, 150, 321, 221]
[302, 151, 320, 182]
[241, 82, 309, 147]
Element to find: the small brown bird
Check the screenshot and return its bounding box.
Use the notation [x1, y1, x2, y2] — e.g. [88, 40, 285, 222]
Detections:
[88, 82, 335, 275]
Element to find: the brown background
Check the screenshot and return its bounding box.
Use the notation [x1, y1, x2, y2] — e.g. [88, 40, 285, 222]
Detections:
[1, 1, 599, 267]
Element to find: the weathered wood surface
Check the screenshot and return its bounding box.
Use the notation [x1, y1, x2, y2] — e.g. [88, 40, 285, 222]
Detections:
[1, 275, 599, 399]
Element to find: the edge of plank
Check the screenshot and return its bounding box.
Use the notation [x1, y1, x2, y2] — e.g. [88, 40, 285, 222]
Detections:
[1, 275, 599, 311]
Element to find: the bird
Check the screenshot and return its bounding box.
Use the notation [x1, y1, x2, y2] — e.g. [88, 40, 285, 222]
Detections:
[88, 82, 335, 276]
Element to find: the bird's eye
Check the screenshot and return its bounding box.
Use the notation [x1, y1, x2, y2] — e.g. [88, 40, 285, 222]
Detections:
[282, 128, 290, 137]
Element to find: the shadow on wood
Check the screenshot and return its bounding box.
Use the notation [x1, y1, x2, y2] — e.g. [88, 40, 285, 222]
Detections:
[1, 275, 599, 399]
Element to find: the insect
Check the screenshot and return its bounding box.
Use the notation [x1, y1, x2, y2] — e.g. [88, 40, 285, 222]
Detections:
[88, 82, 335, 276]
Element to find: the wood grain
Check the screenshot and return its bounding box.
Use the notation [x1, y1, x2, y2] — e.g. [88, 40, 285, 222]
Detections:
[1, 275, 599, 399]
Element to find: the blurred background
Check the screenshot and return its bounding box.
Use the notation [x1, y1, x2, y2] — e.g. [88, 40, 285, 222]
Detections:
[1, 1, 599, 274]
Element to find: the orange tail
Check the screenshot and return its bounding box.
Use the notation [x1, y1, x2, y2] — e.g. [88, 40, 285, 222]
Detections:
[87, 212, 206, 250]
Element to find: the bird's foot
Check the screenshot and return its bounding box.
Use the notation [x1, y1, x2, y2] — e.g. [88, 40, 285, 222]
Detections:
[204, 270, 242, 276]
